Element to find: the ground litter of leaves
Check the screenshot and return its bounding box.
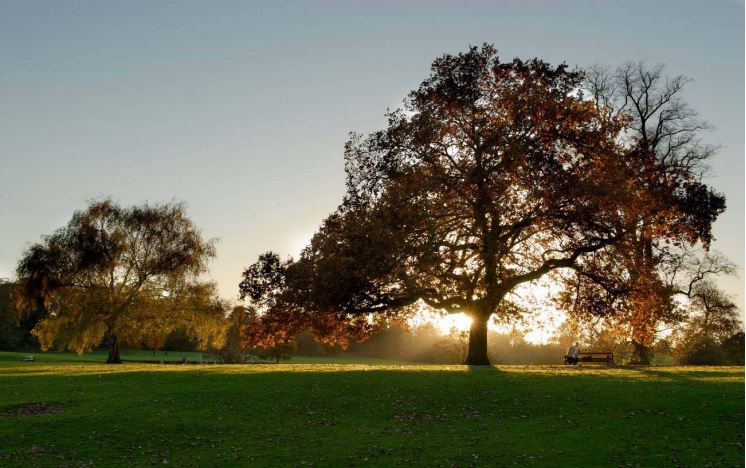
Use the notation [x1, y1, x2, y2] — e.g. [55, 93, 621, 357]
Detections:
[1, 402, 64, 417]
[0, 357, 742, 467]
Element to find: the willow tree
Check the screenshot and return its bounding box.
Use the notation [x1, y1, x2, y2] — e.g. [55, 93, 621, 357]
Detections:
[16, 200, 226, 363]
[242, 45, 650, 365]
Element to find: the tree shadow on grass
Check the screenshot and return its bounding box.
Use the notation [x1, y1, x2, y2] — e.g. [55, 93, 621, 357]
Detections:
[465, 364, 501, 372]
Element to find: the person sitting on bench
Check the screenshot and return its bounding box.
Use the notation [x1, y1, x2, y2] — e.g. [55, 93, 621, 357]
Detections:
[565, 342, 580, 365]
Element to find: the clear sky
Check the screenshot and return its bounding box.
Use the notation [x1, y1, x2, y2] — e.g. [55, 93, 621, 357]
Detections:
[1, 0, 743, 313]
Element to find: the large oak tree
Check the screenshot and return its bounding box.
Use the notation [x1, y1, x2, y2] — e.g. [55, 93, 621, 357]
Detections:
[241, 45, 724, 365]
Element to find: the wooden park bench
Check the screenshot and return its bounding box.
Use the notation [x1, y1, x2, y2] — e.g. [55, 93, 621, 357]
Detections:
[565, 352, 613, 366]
[20, 355, 35, 362]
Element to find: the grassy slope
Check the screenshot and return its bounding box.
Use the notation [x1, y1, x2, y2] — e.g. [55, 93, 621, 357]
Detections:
[0, 354, 742, 467]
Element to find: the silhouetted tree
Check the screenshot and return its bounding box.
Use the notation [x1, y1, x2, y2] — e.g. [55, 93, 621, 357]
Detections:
[212, 306, 253, 364]
[236, 303, 298, 363]
[0, 279, 46, 351]
[241, 46, 723, 365]
[0, 280, 26, 349]
[721, 332, 745, 365]
[15, 199, 226, 363]
[434, 329, 470, 364]
[672, 280, 742, 365]
[294, 330, 329, 357]
[163, 326, 200, 352]
[558, 62, 727, 363]
[256, 341, 296, 363]
[685, 281, 740, 341]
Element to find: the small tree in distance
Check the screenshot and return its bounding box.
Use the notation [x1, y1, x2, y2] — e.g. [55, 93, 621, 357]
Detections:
[434, 328, 470, 364]
[236, 303, 297, 363]
[256, 341, 297, 363]
[15, 199, 226, 363]
[212, 306, 253, 364]
[673, 281, 742, 365]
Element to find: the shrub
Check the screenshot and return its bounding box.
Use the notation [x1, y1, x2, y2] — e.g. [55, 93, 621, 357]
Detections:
[680, 337, 725, 365]
[721, 332, 745, 365]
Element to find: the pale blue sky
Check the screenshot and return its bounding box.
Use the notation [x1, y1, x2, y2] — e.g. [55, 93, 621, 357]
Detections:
[1, 0, 743, 309]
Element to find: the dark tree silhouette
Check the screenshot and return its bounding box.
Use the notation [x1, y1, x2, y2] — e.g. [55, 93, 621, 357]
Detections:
[558, 62, 727, 363]
[682, 280, 741, 342]
[241, 46, 725, 365]
[674, 281, 742, 365]
[15, 199, 225, 363]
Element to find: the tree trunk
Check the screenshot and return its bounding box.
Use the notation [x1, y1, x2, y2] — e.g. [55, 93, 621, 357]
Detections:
[106, 334, 122, 364]
[632, 340, 650, 365]
[464, 314, 490, 365]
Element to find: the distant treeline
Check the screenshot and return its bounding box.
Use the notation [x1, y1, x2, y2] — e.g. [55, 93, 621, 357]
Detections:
[0, 281, 39, 351]
[290, 322, 744, 366]
[294, 325, 570, 365]
[2, 279, 742, 365]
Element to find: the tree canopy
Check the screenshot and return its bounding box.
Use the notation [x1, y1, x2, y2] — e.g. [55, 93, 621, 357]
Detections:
[557, 62, 728, 363]
[16, 199, 226, 363]
[240, 45, 726, 365]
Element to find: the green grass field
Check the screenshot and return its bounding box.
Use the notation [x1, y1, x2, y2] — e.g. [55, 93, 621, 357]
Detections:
[0, 350, 413, 366]
[0, 351, 743, 466]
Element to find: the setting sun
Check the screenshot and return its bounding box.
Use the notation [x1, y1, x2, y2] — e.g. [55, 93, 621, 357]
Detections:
[407, 277, 567, 344]
[435, 313, 472, 334]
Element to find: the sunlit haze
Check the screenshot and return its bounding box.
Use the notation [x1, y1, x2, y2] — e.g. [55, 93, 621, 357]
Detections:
[407, 277, 566, 344]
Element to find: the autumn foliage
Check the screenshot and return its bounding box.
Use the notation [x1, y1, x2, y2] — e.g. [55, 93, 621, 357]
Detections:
[15, 200, 226, 363]
[239, 45, 726, 365]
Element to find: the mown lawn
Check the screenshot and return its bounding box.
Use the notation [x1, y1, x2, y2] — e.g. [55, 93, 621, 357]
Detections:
[0, 353, 742, 467]
[0, 350, 412, 366]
